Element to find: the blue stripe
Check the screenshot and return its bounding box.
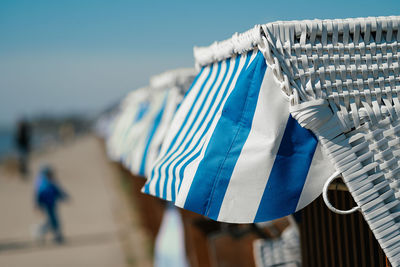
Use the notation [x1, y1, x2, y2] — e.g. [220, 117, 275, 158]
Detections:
[119, 103, 149, 162]
[169, 58, 232, 201]
[139, 92, 168, 176]
[176, 56, 242, 194]
[183, 51, 267, 219]
[163, 62, 222, 200]
[145, 66, 212, 196]
[119, 106, 150, 165]
[254, 115, 317, 222]
[134, 101, 150, 123]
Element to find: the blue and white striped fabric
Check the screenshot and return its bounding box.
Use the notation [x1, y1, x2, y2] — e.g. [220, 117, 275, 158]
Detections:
[120, 89, 165, 174]
[124, 88, 183, 177]
[144, 49, 335, 223]
[106, 87, 150, 162]
[107, 69, 196, 178]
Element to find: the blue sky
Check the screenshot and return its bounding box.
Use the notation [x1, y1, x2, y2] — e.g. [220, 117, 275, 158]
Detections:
[0, 0, 398, 126]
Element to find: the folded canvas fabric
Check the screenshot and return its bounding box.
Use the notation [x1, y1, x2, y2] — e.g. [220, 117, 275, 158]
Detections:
[106, 87, 150, 162]
[125, 69, 196, 177]
[95, 109, 117, 140]
[120, 88, 167, 174]
[144, 26, 336, 223]
[106, 69, 196, 177]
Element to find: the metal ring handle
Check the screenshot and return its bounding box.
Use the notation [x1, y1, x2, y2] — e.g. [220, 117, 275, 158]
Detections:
[322, 172, 360, 215]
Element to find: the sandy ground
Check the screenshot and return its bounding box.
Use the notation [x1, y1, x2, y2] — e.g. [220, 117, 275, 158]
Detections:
[0, 135, 152, 267]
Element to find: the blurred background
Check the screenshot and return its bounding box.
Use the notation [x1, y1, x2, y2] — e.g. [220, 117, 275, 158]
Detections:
[0, 0, 398, 156]
[0, 1, 398, 266]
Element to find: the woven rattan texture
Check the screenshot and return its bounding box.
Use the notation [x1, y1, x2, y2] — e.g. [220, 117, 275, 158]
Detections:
[261, 16, 400, 266]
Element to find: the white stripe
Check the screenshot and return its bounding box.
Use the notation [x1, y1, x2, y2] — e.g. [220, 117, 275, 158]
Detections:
[295, 143, 335, 211]
[217, 67, 289, 223]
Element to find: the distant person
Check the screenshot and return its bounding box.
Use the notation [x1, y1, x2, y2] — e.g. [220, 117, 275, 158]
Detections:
[15, 119, 31, 176]
[34, 166, 69, 244]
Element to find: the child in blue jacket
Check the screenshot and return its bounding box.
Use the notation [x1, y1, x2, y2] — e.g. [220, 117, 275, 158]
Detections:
[34, 166, 69, 244]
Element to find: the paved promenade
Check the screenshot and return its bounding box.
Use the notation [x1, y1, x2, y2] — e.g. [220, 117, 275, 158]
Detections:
[0, 135, 152, 267]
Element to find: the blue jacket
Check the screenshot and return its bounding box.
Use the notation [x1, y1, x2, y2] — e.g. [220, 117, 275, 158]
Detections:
[34, 173, 67, 209]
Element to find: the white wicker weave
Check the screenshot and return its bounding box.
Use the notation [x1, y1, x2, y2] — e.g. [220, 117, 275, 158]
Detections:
[195, 16, 400, 266]
[262, 16, 400, 267]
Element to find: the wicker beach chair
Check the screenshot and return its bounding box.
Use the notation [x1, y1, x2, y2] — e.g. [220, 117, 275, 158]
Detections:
[258, 16, 400, 266]
[144, 24, 336, 224]
[143, 15, 400, 266]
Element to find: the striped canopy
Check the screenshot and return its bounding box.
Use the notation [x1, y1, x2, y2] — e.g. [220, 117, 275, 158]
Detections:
[104, 16, 400, 266]
[144, 32, 336, 223]
[106, 69, 196, 177]
[106, 87, 150, 163]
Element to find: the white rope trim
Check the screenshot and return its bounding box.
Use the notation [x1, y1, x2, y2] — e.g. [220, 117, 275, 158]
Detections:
[149, 68, 197, 91]
[193, 25, 262, 67]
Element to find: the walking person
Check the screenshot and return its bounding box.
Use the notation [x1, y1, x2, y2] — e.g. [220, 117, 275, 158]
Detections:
[15, 118, 32, 177]
[34, 166, 69, 244]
